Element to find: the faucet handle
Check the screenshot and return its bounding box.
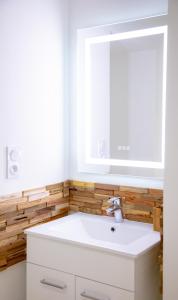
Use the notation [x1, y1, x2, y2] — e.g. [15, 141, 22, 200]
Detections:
[108, 196, 121, 206]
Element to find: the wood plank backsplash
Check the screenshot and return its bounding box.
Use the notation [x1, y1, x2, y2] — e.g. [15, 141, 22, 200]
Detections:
[0, 181, 70, 271]
[0, 180, 163, 273]
[69, 181, 163, 231]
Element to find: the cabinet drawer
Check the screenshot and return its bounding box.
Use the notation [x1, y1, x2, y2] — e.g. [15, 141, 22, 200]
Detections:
[27, 263, 75, 300]
[76, 277, 134, 300]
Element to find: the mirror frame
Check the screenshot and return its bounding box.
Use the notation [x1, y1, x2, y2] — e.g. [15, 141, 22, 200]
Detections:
[77, 15, 167, 173]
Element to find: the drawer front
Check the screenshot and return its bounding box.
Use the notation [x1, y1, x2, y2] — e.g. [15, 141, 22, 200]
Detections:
[27, 263, 75, 300]
[76, 277, 134, 300]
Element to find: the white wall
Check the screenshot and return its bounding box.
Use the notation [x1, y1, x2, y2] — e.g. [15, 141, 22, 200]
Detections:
[69, 0, 168, 187]
[0, 1, 69, 300]
[164, 0, 178, 299]
[0, 262, 26, 300]
[0, 0, 69, 196]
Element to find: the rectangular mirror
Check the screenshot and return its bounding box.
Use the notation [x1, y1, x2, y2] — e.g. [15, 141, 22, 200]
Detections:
[77, 17, 167, 174]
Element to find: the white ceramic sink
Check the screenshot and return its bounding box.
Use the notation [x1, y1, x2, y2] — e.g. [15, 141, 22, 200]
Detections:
[26, 212, 160, 257]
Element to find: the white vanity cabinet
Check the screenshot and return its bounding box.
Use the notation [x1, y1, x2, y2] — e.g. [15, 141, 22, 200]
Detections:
[26, 213, 161, 300]
[26, 236, 160, 300]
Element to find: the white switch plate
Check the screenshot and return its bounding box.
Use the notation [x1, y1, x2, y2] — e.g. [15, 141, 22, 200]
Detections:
[6, 146, 21, 179]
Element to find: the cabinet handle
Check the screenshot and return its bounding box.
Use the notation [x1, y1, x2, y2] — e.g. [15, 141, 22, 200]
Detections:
[40, 279, 67, 290]
[80, 290, 110, 300]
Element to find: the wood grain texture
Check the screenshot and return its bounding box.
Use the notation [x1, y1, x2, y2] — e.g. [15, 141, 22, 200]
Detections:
[0, 182, 69, 271]
[69, 181, 163, 225]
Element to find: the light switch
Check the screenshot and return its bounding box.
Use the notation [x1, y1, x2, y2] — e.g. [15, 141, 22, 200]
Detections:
[6, 147, 21, 179]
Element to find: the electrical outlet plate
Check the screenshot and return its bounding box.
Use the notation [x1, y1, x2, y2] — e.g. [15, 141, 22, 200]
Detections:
[6, 146, 21, 179]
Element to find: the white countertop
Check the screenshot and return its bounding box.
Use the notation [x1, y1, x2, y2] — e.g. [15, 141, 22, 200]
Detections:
[25, 212, 160, 257]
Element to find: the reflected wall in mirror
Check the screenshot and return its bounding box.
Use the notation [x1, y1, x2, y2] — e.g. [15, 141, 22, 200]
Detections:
[78, 17, 167, 175]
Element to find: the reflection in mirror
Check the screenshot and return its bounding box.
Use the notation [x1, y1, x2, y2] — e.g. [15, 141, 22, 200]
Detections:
[85, 26, 167, 170]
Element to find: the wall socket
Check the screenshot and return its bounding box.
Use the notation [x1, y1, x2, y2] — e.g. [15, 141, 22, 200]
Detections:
[6, 147, 21, 179]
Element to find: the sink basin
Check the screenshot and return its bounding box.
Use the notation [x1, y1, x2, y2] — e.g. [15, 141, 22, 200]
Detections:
[26, 212, 160, 257]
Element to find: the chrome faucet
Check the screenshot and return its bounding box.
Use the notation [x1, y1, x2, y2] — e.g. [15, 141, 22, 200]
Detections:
[106, 197, 124, 223]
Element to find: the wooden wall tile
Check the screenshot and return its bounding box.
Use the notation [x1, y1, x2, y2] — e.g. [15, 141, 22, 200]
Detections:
[23, 187, 46, 197]
[95, 189, 114, 196]
[0, 236, 17, 248]
[0, 181, 70, 271]
[0, 192, 22, 202]
[95, 183, 119, 191]
[153, 207, 162, 232]
[28, 191, 50, 202]
[70, 181, 95, 190]
[0, 256, 7, 267]
[119, 186, 148, 193]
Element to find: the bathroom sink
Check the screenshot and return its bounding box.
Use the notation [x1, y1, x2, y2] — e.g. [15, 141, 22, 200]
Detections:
[26, 212, 160, 257]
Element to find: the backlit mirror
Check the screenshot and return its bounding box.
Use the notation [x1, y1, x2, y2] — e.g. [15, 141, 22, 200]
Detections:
[77, 17, 167, 174]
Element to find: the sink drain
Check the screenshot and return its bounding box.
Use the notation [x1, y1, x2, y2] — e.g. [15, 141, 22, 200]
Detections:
[111, 226, 116, 232]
